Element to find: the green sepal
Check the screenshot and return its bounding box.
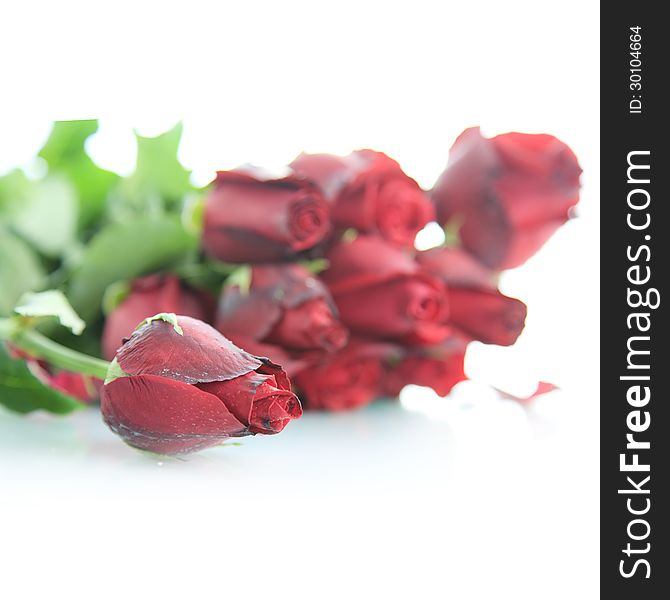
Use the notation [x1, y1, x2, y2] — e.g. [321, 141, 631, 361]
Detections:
[225, 265, 252, 296]
[104, 357, 131, 385]
[137, 312, 184, 336]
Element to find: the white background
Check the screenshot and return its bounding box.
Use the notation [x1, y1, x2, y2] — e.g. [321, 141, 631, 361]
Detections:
[1, 2, 599, 599]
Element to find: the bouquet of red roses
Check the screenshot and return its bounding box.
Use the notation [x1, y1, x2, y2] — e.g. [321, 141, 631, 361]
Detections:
[0, 121, 580, 455]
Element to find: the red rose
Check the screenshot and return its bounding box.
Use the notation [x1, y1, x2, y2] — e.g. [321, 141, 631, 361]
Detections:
[8, 345, 101, 404]
[294, 338, 392, 411]
[417, 247, 527, 346]
[383, 335, 467, 397]
[431, 127, 581, 269]
[216, 264, 348, 354]
[202, 168, 330, 263]
[291, 150, 434, 248]
[320, 236, 450, 345]
[101, 315, 302, 455]
[102, 274, 214, 360]
[49, 371, 102, 404]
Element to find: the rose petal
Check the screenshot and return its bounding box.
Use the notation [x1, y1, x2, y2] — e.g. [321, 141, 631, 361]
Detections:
[331, 274, 449, 345]
[294, 337, 395, 411]
[383, 338, 468, 397]
[448, 288, 527, 346]
[417, 247, 497, 289]
[103, 275, 213, 360]
[265, 298, 348, 352]
[198, 371, 301, 434]
[321, 236, 419, 294]
[431, 127, 581, 269]
[202, 169, 329, 263]
[102, 375, 248, 454]
[117, 316, 263, 384]
[292, 151, 432, 247]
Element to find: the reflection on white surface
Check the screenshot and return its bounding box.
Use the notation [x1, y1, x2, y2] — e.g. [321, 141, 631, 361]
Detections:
[0, 385, 597, 599]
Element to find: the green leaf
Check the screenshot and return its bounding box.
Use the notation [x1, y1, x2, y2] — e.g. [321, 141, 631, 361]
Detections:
[0, 169, 78, 258]
[38, 120, 120, 229]
[0, 344, 83, 414]
[0, 169, 31, 220]
[0, 227, 45, 317]
[181, 193, 205, 236]
[9, 175, 79, 257]
[39, 120, 98, 163]
[15, 290, 86, 335]
[119, 122, 193, 207]
[174, 260, 238, 295]
[102, 280, 130, 316]
[68, 216, 197, 321]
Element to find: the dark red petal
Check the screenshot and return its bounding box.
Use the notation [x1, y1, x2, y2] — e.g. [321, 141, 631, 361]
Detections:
[431, 127, 500, 226]
[256, 357, 293, 391]
[216, 285, 283, 343]
[217, 264, 334, 344]
[384, 349, 467, 397]
[220, 335, 318, 378]
[197, 371, 273, 427]
[248, 382, 302, 434]
[290, 152, 355, 200]
[492, 132, 581, 183]
[101, 375, 247, 455]
[331, 275, 449, 345]
[321, 236, 419, 294]
[431, 127, 581, 270]
[374, 180, 434, 247]
[417, 247, 497, 289]
[289, 197, 329, 250]
[251, 264, 332, 308]
[198, 371, 301, 434]
[202, 169, 329, 263]
[448, 288, 527, 346]
[102, 275, 213, 360]
[500, 218, 568, 270]
[296, 356, 382, 412]
[294, 150, 431, 247]
[294, 337, 396, 411]
[117, 316, 263, 384]
[265, 298, 349, 352]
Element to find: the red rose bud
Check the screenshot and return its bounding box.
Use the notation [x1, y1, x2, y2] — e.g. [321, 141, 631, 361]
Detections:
[417, 247, 527, 346]
[294, 338, 392, 411]
[431, 127, 581, 269]
[202, 168, 330, 263]
[320, 236, 450, 346]
[217, 264, 348, 355]
[102, 274, 214, 360]
[49, 371, 102, 404]
[101, 314, 302, 455]
[383, 336, 467, 397]
[291, 150, 434, 248]
[8, 345, 101, 404]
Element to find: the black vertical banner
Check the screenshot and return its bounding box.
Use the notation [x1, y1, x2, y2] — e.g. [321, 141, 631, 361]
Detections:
[601, 2, 668, 597]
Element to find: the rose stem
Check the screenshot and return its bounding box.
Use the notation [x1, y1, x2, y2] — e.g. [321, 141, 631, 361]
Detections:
[1, 320, 110, 380]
